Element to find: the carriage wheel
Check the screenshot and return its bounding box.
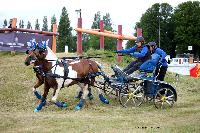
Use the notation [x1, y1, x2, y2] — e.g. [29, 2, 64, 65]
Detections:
[103, 81, 117, 96]
[154, 87, 175, 109]
[119, 85, 144, 108]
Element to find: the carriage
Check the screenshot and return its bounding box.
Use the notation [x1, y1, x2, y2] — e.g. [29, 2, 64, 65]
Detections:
[95, 55, 177, 109]
[25, 40, 177, 111]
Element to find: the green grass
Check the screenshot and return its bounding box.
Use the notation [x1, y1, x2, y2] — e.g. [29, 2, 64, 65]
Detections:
[0, 52, 200, 133]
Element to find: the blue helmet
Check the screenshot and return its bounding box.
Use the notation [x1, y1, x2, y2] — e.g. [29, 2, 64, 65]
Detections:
[148, 42, 157, 49]
[136, 36, 145, 43]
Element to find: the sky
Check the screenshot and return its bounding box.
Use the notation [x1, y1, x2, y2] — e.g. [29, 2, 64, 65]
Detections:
[0, 0, 192, 36]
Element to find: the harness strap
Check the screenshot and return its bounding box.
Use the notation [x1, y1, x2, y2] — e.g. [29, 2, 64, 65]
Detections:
[61, 60, 69, 88]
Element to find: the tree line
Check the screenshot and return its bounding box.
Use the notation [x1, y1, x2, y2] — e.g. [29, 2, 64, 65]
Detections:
[127, 1, 200, 58]
[2, 1, 200, 58]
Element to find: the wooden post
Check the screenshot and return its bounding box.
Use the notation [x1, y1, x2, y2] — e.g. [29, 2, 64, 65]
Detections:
[100, 20, 104, 50]
[77, 18, 82, 55]
[52, 24, 57, 53]
[11, 18, 17, 55]
[137, 28, 142, 37]
[117, 25, 123, 63]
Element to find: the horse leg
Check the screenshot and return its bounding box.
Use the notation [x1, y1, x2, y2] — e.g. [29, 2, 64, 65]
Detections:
[75, 84, 93, 100]
[87, 77, 96, 100]
[33, 77, 44, 100]
[51, 79, 67, 108]
[75, 83, 88, 110]
[33, 82, 48, 112]
[75, 85, 83, 99]
[87, 85, 94, 100]
[94, 81, 109, 104]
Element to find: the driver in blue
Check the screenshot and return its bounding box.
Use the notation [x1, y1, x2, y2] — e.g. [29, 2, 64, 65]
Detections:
[147, 42, 168, 81]
[116, 36, 151, 75]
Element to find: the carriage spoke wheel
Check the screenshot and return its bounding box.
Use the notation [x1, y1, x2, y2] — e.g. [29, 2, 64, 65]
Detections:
[103, 82, 116, 96]
[154, 87, 175, 109]
[119, 85, 144, 108]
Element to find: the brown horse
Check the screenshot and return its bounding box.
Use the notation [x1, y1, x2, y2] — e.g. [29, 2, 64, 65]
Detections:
[25, 46, 109, 111]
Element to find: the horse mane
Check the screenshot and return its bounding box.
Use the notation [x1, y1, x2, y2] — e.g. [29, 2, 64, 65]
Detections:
[46, 46, 58, 60]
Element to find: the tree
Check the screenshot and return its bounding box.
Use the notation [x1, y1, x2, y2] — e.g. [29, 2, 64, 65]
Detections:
[103, 13, 117, 50]
[57, 7, 74, 52]
[42, 16, 48, 31]
[88, 12, 117, 50]
[91, 11, 101, 29]
[3, 19, 7, 28]
[19, 20, 24, 28]
[173, 1, 200, 58]
[50, 14, 57, 32]
[35, 19, 40, 30]
[27, 21, 32, 29]
[134, 3, 174, 55]
[88, 11, 101, 50]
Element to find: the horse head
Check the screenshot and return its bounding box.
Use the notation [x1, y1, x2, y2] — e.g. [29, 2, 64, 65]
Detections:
[24, 40, 48, 66]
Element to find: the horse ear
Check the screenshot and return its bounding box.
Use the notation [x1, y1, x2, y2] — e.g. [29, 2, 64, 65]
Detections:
[43, 41, 47, 49]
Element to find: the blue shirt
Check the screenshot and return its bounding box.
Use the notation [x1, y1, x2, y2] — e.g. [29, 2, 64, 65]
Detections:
[154, 48, 168, 67]
[118, 45, 149, 59]
[140, 53, 160, 72]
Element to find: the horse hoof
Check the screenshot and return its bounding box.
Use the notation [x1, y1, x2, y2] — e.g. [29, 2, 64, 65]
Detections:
[103, 100, 109, 104]
[34, 108, 39, 112]
[55, 101, 67, 108]
[75, 105, 81, 110]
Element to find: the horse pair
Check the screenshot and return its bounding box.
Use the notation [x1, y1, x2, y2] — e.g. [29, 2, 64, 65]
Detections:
[24, 40, 109, 112]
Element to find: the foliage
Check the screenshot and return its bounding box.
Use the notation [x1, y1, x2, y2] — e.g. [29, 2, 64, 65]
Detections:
[57, 7, 74, 52]
[35, 19, 40, 30]
[126, 40, 135, 49]
[82, 33, 90, 52]
[88, 11, 101, 50]
[173, 1, 200, 58]
[19, 20, 24, 28]
[3, 19, 7, 27]
[42, 16, 48, 31]
[91, 11, 101, 29]
[88, 12, 117, 51]
[50, 14, 57, 32]
[135, 3, 173, 55]
[27, 21, 32, 29]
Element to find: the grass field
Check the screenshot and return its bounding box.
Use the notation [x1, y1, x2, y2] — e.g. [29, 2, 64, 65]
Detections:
[0, 52, 200, 133]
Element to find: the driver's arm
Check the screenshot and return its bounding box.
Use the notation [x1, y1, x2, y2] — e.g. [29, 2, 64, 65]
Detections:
[117, 45, 137, 54]
[132, 46, 148, 58]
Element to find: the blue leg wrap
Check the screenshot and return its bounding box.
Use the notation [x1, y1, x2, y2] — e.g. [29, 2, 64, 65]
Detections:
[75, 99, 85, 110]
[99, 94, 109, 104]
[34, 100, 46, 112]
[34, 91, 42, 99]
[55, 101, 67, 108]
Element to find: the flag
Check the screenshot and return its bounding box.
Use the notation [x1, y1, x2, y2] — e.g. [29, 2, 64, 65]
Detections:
[190, 64, 200, 78]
